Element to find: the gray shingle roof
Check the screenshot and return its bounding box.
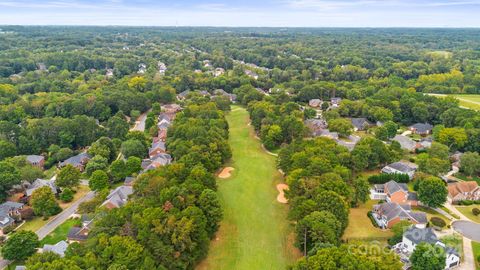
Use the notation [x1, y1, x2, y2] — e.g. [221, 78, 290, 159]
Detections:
[101, 186, 133, 208]
[385, 161, 417, 173]
[411, 123, 433, 134]
[43, 240, 68, 257]
[26, 155, 44, 163]
[385, 180, 409, 194]
[26, 178, 57, 196]
[59, 153, 91, 167]
[404, 226, 438, 245]
[351, 118, 372, 130]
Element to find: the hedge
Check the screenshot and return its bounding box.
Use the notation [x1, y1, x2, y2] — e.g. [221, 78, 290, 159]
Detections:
[368, 173, 410, 184]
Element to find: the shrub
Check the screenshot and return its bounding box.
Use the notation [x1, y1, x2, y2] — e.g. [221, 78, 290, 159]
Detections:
[367, 211, 379, 228]
[472, 208, 480, 216]
[430, 217, 446, 228]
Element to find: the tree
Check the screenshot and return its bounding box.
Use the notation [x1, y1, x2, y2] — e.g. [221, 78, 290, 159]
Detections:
[60, 188, 74, 202]
[125, 156, 142, 175]
[460, 152, 480, 177]
[417, 153, 450, 176]
[328, 118, 353, 137]
[384, 121, 398, 139]
[389, 220, 411, 245]
[296, 211, 341, 252]
[85, 155, 109, 176]
[428, 142, 449, 160]
[314, 191, 349, 232]
[109, 159, 128, 182]
[0, 140, 16, 160]
[410, 243, 446, 270]
[437, 127, 467, 150]
[30, 186, 61, 217]
[121, 139, 147, 159]
[89, 170, 110, 191]
[20, 165, 45, 182]
[2, 230, 39, 261]
[418, 176, 448, 208]
[57, 164, 81, 188]
[198, 189, 222, 237]
[374, 126, 389, 141]
[106, 116, 129, 140]
[128, 76, 147, 91]
[0, 161, 21, 200]
[352, 176, 370, 207]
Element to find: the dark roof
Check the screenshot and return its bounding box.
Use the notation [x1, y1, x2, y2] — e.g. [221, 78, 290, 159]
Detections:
[59, 153, 91, 167]
[26, 155, 44, 163]
[404, 226, 438, 245]
[124, 177, 135, 185]
[351, 118, 372, 130]
[67, 227, 88, 241]
[384, 180, 408, 194]
[385, 161, 417, 173]
[411, 123, 433, 133]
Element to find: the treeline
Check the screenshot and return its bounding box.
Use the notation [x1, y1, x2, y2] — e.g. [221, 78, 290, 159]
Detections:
[24, 102, 229, 269]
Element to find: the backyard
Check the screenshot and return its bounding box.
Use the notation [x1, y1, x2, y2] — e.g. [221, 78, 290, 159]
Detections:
[197, 106, 301, 270]
[342, 199, 393, 243]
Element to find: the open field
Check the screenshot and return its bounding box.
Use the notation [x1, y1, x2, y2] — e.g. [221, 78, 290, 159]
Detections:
[455, 205, 480, 223]
[343, 200, 393, 243]
[428, 94, 480, 111]
[197, 106, 300, 270]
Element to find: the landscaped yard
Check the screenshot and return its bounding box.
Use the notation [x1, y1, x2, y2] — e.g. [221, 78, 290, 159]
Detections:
[41, 218, 81, 245]
[413, 206, 450, 226]
[197, 106, 301, 270]
[342, 199, 393, 243]
[59, 185, 90, 209]
[455, 205, 480, 223]
[472, 241, 480, 270]
[17, 216, 51, 232]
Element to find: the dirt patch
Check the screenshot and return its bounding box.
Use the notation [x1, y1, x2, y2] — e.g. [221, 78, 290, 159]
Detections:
[218, 167, 234, 179]
[277, 184, 289, 204]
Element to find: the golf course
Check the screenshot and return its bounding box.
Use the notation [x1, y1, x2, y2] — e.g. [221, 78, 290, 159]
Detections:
[197, 106, 300, 270]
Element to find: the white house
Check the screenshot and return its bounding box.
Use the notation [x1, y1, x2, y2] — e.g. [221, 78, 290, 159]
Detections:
[393, 226, 460, 269]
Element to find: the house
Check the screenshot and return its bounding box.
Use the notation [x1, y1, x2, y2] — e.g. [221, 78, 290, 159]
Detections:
[149, 141, 166, 158]
[330, 97, 342, 108]
[372, 202, 427, 229]
[138, 63, 147, 74]
[0, 201, 24, 235]
[393, 226, 460, 269]
[176, 90, 191, 101]
[305, 119, 327, 137]
[308, 99, 322, 108]
[26, 155, 45, 169]
[157, 119, 171, 132]
[203, 60, 212, 68]
[319, 129, 339, 140]
[381, 161, 418, 179]
[106, 68, 114, 78]
[42, 240, 68, 257]
[67, 226, 90, 243]
[450, 151, 463, 167]
[410, 123, 434, 135]
[351, 118, 372, 131]
[417, 137, 433, 150]
[158, 62, 167, 75]
[447, 181, 480, 203]
[371, 180, 419, 205]
[245, 70, 259, 80]
[14, 266, 26, 270]
[393, 135, 417, 152]
[199, 90, 211, 97]
[59, 153, 91, 172]
[101, 186, 133, 209]
[150, 153, 172, 167]
[25, 178, 58, 197]
[37, 63, 47, 71]
[162, 104, 182, 114]
[124, 176, 135, 186]
[214, 67, 225, 77]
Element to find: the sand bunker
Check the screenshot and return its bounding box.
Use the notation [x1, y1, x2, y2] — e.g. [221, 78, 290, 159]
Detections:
[218, 167, 234, 179]
[276, 184, 289, 204]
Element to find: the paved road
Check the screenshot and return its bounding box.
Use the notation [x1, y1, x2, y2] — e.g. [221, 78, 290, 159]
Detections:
[0, 191, 95, 269]
[452, 220, 480, 242]
[130, 109, 150, 132]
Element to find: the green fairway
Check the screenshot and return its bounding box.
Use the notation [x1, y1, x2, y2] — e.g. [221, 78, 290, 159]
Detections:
[198, 106, 300, 270]
[428, 93, 480, 111]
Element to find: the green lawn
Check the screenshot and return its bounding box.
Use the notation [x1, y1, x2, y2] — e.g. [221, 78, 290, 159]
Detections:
[472, 241, 480, 270]
[412, 206, 450, 226]
[428, 94, 480, 111]
[343, 199, 393, 243]
[17, 216, 50, 232]
[197, 106, 300, 270]
[455, 205, 480, 223]
[40, 218, 81, 245]
[454, 173, 480, 185]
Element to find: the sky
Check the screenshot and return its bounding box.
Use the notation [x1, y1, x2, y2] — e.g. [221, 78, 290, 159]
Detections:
[0, 0, 480, 27]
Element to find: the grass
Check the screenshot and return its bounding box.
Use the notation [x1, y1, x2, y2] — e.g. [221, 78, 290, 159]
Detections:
[472, 241, 480, 270]
[17, 216, 50, 232]
[455, 205, 480, 223]
[40, 218, 81, 245]
[440, 234, 463, 261]
[428, 94, 480, 111]
[440, 206, 460, 219]
[43, 166, 57, 179]
[59, 185, 90, 209]
[197, 106, 301, 270]
[454, 173, 480, 185]
[342, 199, 393, 243]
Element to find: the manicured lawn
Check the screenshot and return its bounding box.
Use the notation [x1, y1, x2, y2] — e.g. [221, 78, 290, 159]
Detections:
[472, 241, 480, 270]
[455, 205, 480, 223]
[342, 199, 393, 242]
[17, 216, 50, 232]
[59, 185, 90, 209]
[197, 106, 301, 270]
[454, 173, 480, 185]
[41, 218, 81, 245]
[413, 206, 450, 226]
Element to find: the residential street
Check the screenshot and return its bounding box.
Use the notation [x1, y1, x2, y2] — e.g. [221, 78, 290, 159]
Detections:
[0, 191, 95, 269]
[130, 109, 150, 132]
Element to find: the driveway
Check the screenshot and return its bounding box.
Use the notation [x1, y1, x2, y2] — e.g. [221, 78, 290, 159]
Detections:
[0, 191, 95, 269]
[130, 109, 150, 132]
[452, 220, 480, 242]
